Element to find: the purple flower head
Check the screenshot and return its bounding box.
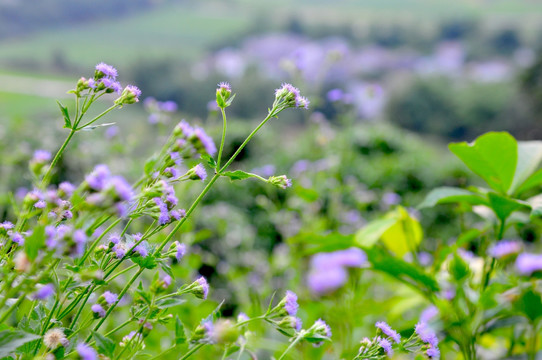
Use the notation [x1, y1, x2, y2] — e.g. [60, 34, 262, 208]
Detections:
[327, 88, 344, 102]
[420, 305, 439, 323]
[158, 211, 170, 226]
[108, 233, 121, 245]
[296, 96, 310, 109]
[95, 62, 118, 80]
[164, 167, 180, 179]
[117, 85, 141, 104]
[175, 242, 186, 261]
[170, 209, 183, 220]
[131, 233, 143, 242]
[307, 266, 347, 295]
[275, 83, 300, 99]
[237, 312, 249, 323]
[169, 151, 183, 166]
[10, 232, 25, 246]
[165, 193, 178, 208]
[101, 77, 122, 94]
[284, 290, 299, 316]
[77, 342, 98, 360]
[112, 243, 126, 259]
[489, 240, 522, 259]
[108, 176, 134, 201]
[148, 113, 159, 124]
[175, 120, 194, 138]
[375, 321, 401, 344]
[163, 274, 172, 288]
[33, 284, 55, 300]
[91, 304, 106, 318]
[314, 319, 332, 337]
[102, 291, 118, 305]
[294, 317, 303, 331]
[426, 346, 440, 359]
[193, 164, 207, 181]
[382, 192, 401, 206]
[378, 337, 393, 356]
[58, 181, 75, 197]
[86, 164, 111, 191]
[0, 221, 14, 231]
[193, 127, 217, 156]
[194, 276, 209, 300]
[160, 100, 178, 112]
[32, 150, 52, 163]
[105, 125, 119, 139]
[415, 322, 439, 347]
[218, 82, 232, 93]
[88, 78, 96, 89]
[516, 253, 542, 275]
[73, 230, 87, 256]
[135, 243, 148, 258]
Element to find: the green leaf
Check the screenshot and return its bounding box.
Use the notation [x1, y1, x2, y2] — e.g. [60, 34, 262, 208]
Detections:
[355, 218, 396, 248]
[515, 288, 542, 323]
[175, 316, 187, 345]
[25, 225, 44, 261]
[294, 186, 319, 202]
[448, 254, 470, 282]
[364, 247, 439, 294]
[201, 154, 217, 169]
[418, 187, 489, 209]
[509, 141, 542, 195]
[221, 170, 260, 181]
[487, 192, 530, 222]
[381, 207, 423, 257]
[0, 330, 41, 358]
[57, 101, 71, 129]
[516, 168, 542, 196]
[93, 331, 116, 357]
[449, 132, 517, 194]
[144, 156, 158, 176]
[132, 255, 157, 270]
[287, 232, 354, 254]
[528, 194, 542, 218]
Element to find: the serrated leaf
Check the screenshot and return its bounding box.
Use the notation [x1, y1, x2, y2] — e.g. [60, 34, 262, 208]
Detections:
[221, 170, 260, 181]
[25, 225, 44, 261]
[132, 255, 157, 270]
[57, 101, 71, 129]
[201, 154, 217, 169]
[0, 330, 41, 358]
[93, 331, 116, 357]
[175, 316, 187, 344]
[418, 187, 489, 209]
[449, 132, 517, 194]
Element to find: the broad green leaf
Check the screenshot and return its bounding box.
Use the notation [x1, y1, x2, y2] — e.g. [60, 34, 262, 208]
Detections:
[509, 141, 542, 195]
[364, 247, 439, 294]
[355, 218, 396, 248]
[449, 132, 517, 194]
[93, 331, 116, 357]
[527, 194, 542, 218]
[516, 168, 542, 196]
[418, 187, 489, 209]
[287, 232, 354, 254]
[25, 225, 44, 261]
[515, 288, 542, 322]
[175, 316, 187, 344]
[0, 330, 41, 358]
[487, 192, 530, 222]
[57, 101, 71, 129]
[380, 207, 423, 257]
[132, 255, 157, 270]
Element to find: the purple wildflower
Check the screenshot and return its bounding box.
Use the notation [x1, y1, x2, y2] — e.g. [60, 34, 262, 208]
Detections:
[284, 290, 299, 316]
[194, 164, 207, 181]
[311, 319, 332, 347]
[58, 181, 75, 197]
[160, 100, 178, 112]
[175, 242, 186, 262]
[102, 291, 118, 305]
[0, 221, 14, 230]
[420, 305, 439, 323]
[134, 244, 148, 258]
[175, 120, 194, 138]
[489, 240, 522, 259]
[327, 88, 344, 102]
[294, 317, 302, 331]
[77, 342, 98, 360]
[415, 322, 439, 347]
[426, 347, 440, 359]
[33, 284, 55, 300]
[158, 211, 170, 226]
[193, 127, 217, 156]
[73, 230, 87, 256]
[10, 232, 25, 246]
[165, 193, 178, 208]
[91, 304, 106, 318]
[164, 167, 180, 179]
[195, 276, 209, 299]
[307, 266, 347, 295]
[109, 176, 134, 201]
[86, 164, 111, 191]
[375, 321, 401, 344]
[112, 243, 126, 259]
[378, 337, 393, 356]
[163, 275, 172, 288]
[108, 233, 121, 245]
[131, 233, 143, 242]
[32, 149, 52, 163]
[218, 82, 232, 93]
[124, 85, 141, 101]
[516, 253, 542, 275]
[170, 209, 183, 220]
[95, 62, 118, 79]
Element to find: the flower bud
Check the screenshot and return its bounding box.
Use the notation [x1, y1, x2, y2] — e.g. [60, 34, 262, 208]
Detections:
[115, 85, 141, 105]
[216, 82, 232, 109]
[278, 316, 302, 332]
[187, 276, 209, 300]
[186, 164, 207, 181]
[268, 175, 292, 190]
[212, 319, 239, 345]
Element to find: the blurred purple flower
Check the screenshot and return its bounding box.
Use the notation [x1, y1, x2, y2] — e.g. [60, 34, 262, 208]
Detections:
[516, 253, 542, 275]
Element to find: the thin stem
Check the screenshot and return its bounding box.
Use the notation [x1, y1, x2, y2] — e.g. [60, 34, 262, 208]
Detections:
[76, 104, 119, 130]
[79, 218, 121, 265]
[179, 344, 205, 360]
[216, 107, 228, 170]
[41, 128, 76, 187]
[278, 332, 305, 360]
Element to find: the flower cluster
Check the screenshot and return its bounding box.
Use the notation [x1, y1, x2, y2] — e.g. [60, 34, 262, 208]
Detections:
[83, 164, 134, 217]
[274, 83, 310, 109]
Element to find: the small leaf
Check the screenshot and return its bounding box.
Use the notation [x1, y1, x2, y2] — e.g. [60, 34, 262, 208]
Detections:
[221, 170, 260, 181]
[201, 154, 217, 169]
[487, 192, 530, 222]
[25, 225, 45, 261]
[93, 331, 116, 357]
[449, 253, 470, 282]
[57, 101, 71, 129]
[175, 316, 187, 344]
[144, 157, 158, 176]
[449, 132, 517, 194]
[0, 330, 41, 358]
[418, 187, 489, 209]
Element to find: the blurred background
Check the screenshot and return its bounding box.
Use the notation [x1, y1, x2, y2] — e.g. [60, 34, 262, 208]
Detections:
[2, 1, 542, 357]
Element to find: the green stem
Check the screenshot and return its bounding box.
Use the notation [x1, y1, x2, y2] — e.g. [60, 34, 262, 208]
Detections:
[278, 332, 305, 360]
[76, 104, 119, 130]
[40, 128, 76, 188]
[216, 107, 228, 170]
[78, 218, 121, 265]
[179, 344, 205, 360]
